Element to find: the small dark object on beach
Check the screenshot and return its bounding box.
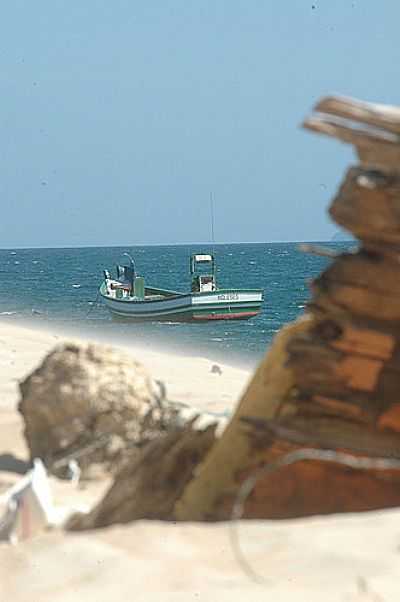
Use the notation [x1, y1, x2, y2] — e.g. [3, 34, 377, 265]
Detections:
[211, 364, 222, 375]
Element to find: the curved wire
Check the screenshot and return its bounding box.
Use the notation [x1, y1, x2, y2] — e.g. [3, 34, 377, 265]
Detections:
[229, 447, 400, 583]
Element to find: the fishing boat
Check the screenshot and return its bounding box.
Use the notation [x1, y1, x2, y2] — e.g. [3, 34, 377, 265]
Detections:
[99, 252, 263, 322]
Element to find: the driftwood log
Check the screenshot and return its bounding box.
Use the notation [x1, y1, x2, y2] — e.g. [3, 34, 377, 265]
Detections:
[175, 95, 400, 521]
[67, 419, 217, 530]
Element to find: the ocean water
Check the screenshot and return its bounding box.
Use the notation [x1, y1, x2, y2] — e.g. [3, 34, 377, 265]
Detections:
[0, 242, 352, 367]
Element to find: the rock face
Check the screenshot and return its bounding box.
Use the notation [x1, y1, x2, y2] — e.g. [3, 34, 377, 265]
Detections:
[18, 343, 178, 476]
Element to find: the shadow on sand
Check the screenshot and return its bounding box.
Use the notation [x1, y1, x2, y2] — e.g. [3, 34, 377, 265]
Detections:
[0, 453, 30, 475]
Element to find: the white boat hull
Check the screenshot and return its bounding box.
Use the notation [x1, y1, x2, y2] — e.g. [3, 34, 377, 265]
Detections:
[100, 287, 263, 322]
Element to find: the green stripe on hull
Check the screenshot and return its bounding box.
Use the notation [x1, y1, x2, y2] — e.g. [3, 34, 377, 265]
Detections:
[111, 304, 261, 322]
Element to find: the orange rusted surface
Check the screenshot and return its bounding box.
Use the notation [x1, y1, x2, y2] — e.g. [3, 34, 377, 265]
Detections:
[336, 356, 383, 392]
[379, 404, 400, 432]
[311, 395, 368, 421]
[332, 326, 395, 360]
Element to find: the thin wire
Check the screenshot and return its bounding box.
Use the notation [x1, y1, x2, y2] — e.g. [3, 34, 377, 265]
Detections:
[84, 290, 101, 319]
[51, 433, 110, 470]
[298, 242, 340, 258]
[210, 192, 215, 248]
[48, 290, 102, 322]
[210, 192, 217, 285]
[229, 448, 400, 584]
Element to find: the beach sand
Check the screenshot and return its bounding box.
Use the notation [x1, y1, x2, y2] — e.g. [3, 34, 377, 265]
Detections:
[0, 320, 399, 601]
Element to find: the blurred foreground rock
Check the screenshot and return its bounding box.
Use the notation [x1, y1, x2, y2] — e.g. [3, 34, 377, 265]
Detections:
[18, 343, 180, 477]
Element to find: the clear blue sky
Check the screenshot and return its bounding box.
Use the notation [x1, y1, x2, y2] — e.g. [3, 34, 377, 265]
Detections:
[1, 1, 400, 247]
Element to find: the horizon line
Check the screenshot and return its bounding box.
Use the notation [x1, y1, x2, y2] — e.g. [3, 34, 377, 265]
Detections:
[0, 238, 352, 251]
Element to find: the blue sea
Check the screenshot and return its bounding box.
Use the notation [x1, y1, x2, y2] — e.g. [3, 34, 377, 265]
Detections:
[0, 242, 351, 368]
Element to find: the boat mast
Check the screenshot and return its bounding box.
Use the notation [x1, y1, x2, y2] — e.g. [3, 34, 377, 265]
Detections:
[210, 192, 216, 285]
[210, 192, 215, 249]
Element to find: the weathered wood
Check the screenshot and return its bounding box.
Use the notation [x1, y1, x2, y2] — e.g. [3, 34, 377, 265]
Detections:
[315, 95, 400, 136]
[303, 116, 400, 173]
[356, 143, 400, 174]
[337, 355, 383, 392]
[305, 395, 375, 423]
[313, 281, 400, 322]
[379, 404, 400, 432]
[233, 442, 400, 519]
[289, 322, 395, 362]
[288, 343, 400, 406]
[174, 318, 309, 521]
[304, 115, 400, 146]
[329, 167, 400, 243]
[288, 328, 400, 412]
[206, 417, 400, 520]
[174, 95, 400, 522]
[241, 416, 400, 461]
[330, 323, 395, 360]
[287, 324, 397, 404]
[68, 419, 217, 530]
[286, 337, 353, 397]
[316, 257, 400, 300]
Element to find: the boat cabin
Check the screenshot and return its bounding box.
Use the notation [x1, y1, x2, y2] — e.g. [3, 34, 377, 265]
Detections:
[190, 254, 216, 293]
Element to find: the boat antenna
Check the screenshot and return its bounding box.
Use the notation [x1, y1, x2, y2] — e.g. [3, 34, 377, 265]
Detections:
[210, 192, 215, 249]
[210, 192, 216, 284]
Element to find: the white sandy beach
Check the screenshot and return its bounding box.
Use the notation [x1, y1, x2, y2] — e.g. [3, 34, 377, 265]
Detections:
[0, 319, 252, 414]
[0, 319, 399, 601]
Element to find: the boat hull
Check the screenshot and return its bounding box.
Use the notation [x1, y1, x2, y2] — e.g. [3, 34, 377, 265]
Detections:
[100, 286, 263, 322]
